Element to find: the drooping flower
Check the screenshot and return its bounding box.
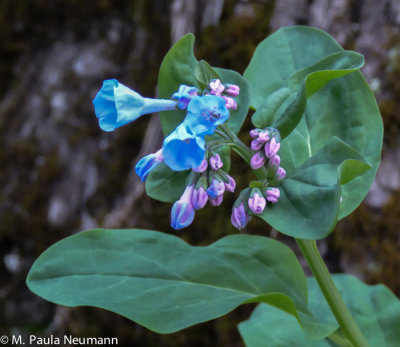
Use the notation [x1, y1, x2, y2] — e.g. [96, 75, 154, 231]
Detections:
[171, 185, 195, 229]
[162, 123, 206, 171]
[172, 85, 198, 109]
[93, 79, 177, 132]
[135, 149, 163, 181]
[184, 95, 229, 136]
[248, 188, 266, 215]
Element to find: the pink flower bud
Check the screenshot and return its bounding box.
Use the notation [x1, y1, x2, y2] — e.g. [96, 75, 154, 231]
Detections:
[231, 203, 249, 230]
[249, 129, 260, 138]
[258, 131, 270, 143]
[193, 158, 208, 173]
[276, 167, 286, 181]
[222, 96, 237, 110]
[209, 195, 223, 206]
[251, 139, 264, 151]
[191, 186, 208, 210]
[250, 152, 265, 169]
[248, 192, 266, 214]
[265, 138, 280, 158]
[225, 84, 240, 97]
[266, 187, 280, 204]
[268, 154, 281, 171]
[209, 154, 223, 171]
[224, 175, 236, 192]
[209, 79, 225, 96]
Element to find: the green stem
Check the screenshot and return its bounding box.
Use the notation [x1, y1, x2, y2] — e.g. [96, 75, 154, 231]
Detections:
[218, 124, 369, 346]
[296, 240, 369, 347]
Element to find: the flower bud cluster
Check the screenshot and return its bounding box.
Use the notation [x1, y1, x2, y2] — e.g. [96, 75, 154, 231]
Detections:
[208, 79, 240, 110]
[230, 185, 281, 230]
[171, 153, 236, 230]
[250, 128, 286, 183]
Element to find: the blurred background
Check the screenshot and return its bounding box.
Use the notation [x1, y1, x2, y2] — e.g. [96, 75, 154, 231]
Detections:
[0, 0, 399, 346]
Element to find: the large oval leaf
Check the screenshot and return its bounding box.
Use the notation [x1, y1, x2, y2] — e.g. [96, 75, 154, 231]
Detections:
[239, 274, 400, 347]
[27, 229, 332, 338]
[244, 26, 382, 238]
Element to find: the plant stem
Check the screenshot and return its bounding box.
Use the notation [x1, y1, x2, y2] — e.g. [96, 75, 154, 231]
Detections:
[296, 239, 369, 347]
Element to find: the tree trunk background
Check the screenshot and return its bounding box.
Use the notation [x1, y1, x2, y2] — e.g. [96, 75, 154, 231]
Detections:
[1, 1, 399, 346]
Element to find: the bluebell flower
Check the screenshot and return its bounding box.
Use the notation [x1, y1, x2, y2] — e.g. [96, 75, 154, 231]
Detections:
[172, 85, 198, 109]
[135, 149, 163, 181]
[162, 123, 205, 171]
[171, 185, 195, 230]
[93, 79, 177, 132]
[184, 95, 229, 136]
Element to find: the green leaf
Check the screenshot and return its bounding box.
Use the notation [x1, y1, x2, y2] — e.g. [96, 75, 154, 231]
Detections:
[194, 60, 220, 89]
[158, 34, 199, 136]
[27, 229, 333, 337]
[239, 275, 400, 347]
[244, 26, 383, 231]
[145, 163, 187, 202]
[258, 137, 370, 240]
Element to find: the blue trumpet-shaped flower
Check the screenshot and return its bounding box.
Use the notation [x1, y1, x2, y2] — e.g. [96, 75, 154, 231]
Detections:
[135, 149, 163, 181]
[162, 123, 206, 171]
[184, 95, 229, 136]
[93, 79, 177, 131]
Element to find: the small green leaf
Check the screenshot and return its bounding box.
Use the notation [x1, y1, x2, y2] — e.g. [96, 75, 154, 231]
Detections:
[26, 229, 331, 337]
[194, 60, 220, 89]
[145, 163, 187, 202]
[258, 137, 370, 239]
[239, 275, 400, 347]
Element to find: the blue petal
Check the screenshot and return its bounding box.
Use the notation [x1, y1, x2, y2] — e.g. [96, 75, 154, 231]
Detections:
[184, 95, 230, 136]
[135, 150, 162, 181]
[172, 85, 198, 110]
[162, 123, 205, 171]
[93, 79, 177, 131]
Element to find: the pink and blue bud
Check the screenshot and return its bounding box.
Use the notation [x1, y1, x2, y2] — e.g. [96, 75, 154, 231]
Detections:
[191, 186, 208, 210]
[222, 96, 237, 110]
[172, 85, 198, 109]
[193, 158, 208, 173]
[210, 195, 224, 206]
[171, 185, 196, 230]
[251, 139, 264, 151]
[207, 178, 225, 198]
[266, 187, 280, 204]
[268, 154, 281, 172]
[231, 202, 250, 230]
[93, 79, 178, 132]
[135, 149, 163, 181]
[224, 174, 236, 192]
[248, 188, 266, 215]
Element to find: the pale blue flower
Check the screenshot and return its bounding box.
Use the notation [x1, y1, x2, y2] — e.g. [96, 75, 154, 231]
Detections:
[93, 79, 177, 132]
[162, 123, 205, 171]
[184, 95, 229, 136]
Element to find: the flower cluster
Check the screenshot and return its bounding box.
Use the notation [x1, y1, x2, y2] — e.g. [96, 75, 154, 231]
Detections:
[93, 79, 240, 176]
[171, 153, 236, 229]
[229, 128, 286, 230]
